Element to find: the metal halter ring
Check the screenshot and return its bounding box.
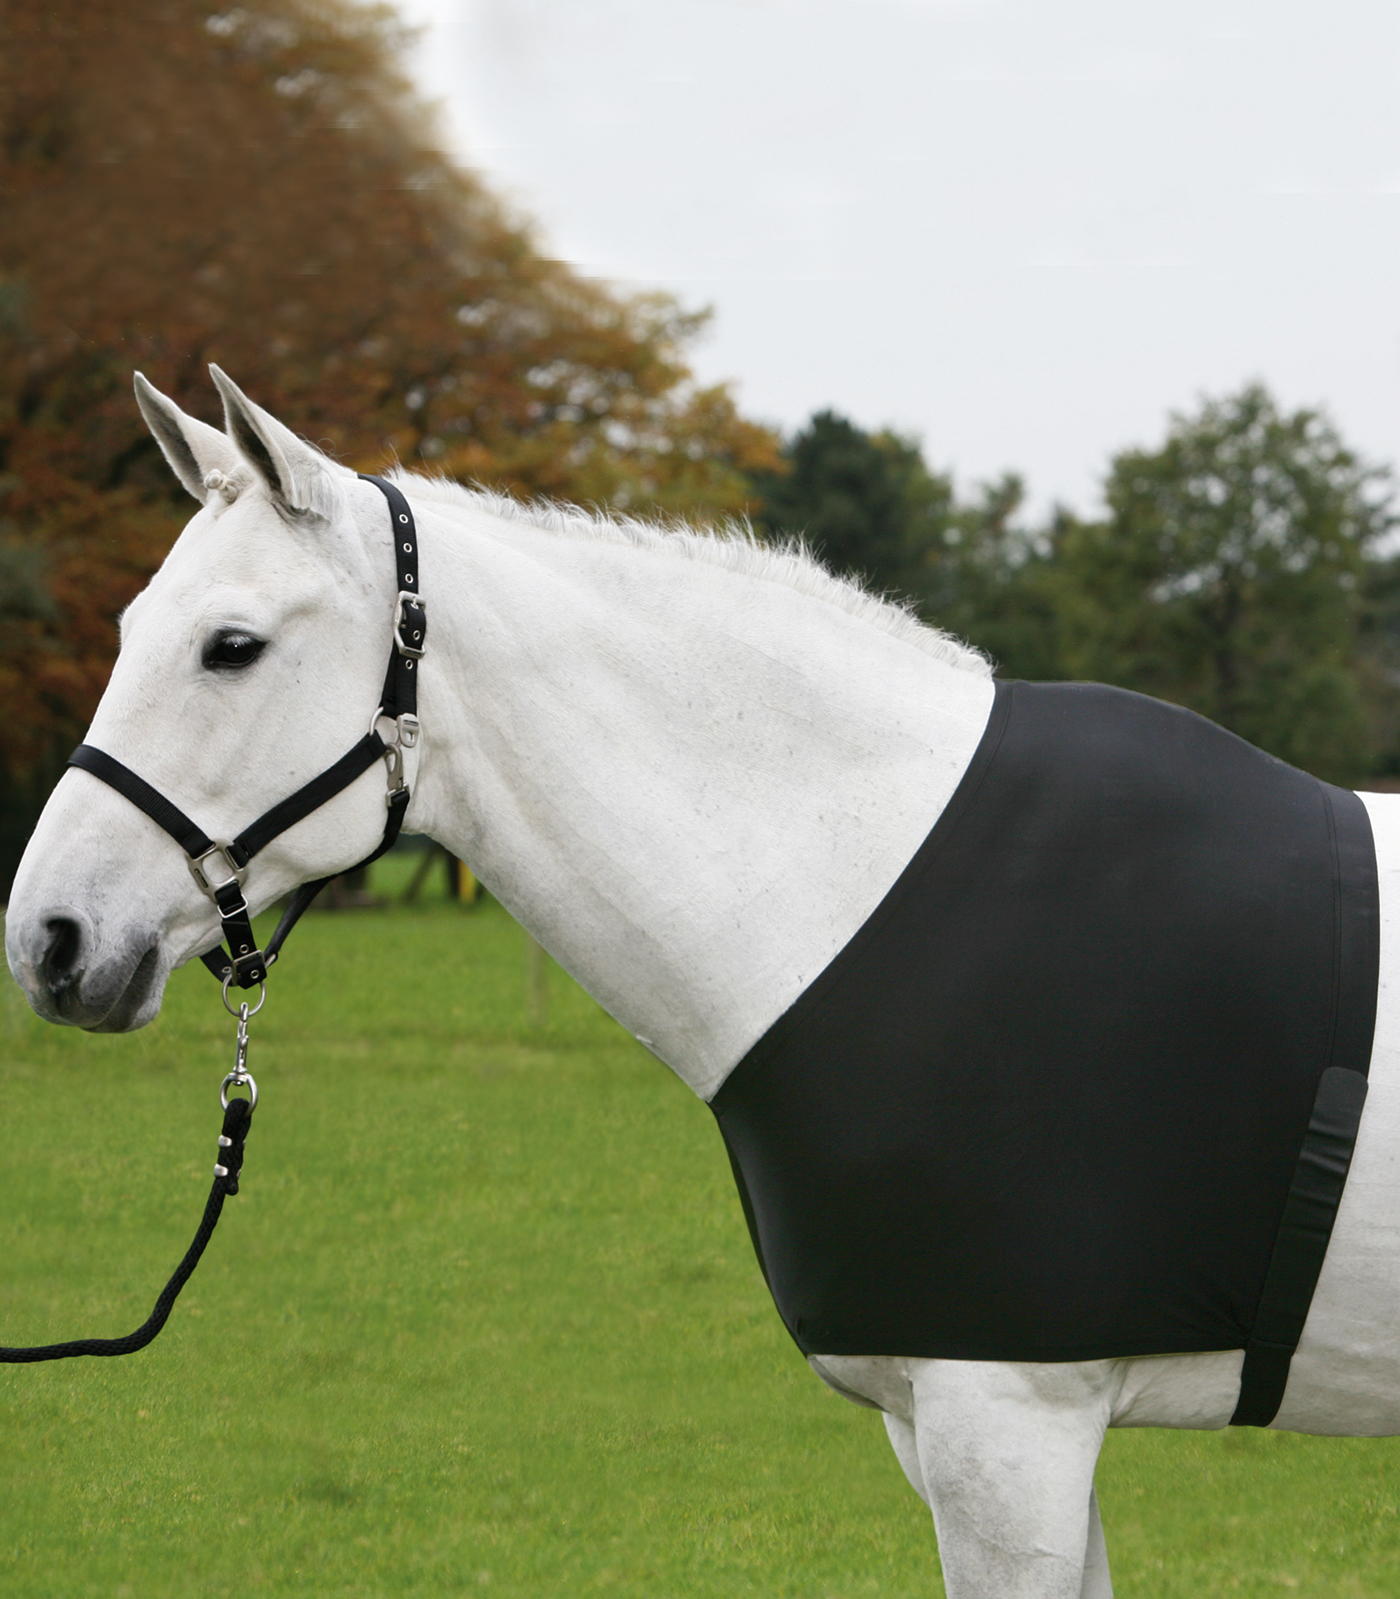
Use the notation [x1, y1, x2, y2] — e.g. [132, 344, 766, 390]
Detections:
[188, 841, 246, 900]
[220, 1069, 259, 1112]
[221, 976, 267, 1017]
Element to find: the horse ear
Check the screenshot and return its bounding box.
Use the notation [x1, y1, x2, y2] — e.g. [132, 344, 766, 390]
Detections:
[133, 373, 242, 505]
[208, 364, 343, 523]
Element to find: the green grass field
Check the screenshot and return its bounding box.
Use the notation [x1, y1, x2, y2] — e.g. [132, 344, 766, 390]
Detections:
[3, 877, 1400, 1596]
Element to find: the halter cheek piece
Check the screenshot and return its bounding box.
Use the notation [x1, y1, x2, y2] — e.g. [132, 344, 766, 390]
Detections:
[65, 475, 428, 992]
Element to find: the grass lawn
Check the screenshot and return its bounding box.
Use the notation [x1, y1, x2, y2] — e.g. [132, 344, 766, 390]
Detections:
[2, 879, 1400, 1596]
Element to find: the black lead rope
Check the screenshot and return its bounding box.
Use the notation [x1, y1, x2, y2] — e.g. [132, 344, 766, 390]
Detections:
[1, 476, 423, 1362]
[0, 1097, 253, 1363]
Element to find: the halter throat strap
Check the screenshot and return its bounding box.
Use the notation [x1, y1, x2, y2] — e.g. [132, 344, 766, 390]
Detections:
[65, 473, 425, 989]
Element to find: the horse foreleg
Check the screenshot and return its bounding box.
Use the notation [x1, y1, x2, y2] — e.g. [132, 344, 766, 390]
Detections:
[905, 1358, 1114, 1599]
[1081, 1486, 1112, 1599]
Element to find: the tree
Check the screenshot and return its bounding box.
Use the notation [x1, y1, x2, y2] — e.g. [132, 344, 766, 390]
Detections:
[751, 411, 1061, 680]
[1052, 385, 1393, 782]
[0, 0, 779, 889]
[751, 410, 953, 597]
[915, 475, 1065, 683]
[1353, 553, 1400, 778]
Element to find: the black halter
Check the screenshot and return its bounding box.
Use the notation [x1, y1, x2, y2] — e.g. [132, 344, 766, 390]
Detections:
[65, 474, 428, 992]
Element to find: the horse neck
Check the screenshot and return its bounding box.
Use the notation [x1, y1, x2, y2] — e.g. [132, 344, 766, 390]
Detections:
[408, 499, 995, 1099]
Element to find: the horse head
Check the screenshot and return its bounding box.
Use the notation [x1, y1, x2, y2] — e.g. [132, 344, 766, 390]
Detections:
[6, 370, 406, 1030]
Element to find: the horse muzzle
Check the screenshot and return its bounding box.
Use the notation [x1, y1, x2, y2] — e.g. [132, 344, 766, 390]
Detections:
[5, 905, 166, 1031]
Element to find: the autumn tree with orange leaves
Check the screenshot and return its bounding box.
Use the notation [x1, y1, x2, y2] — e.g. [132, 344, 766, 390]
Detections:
[0, 0, 778, 885]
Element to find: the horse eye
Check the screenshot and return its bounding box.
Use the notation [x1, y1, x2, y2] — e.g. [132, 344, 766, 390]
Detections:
[203, 631, 266, 671]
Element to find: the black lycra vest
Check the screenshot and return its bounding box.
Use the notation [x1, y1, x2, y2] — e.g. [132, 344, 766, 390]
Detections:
[711, 681, 1379, 1427]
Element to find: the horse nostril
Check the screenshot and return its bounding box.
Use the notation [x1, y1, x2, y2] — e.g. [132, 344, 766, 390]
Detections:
[42, 916, 84, 994]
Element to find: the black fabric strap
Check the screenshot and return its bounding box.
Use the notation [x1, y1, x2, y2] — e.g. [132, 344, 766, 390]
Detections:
[1229, 1067, 1369, 1424]
[67, 745, 214, 859]
[0, 1097, 252, 1362]
[251, 786, 411, 974]
[232, 733, 387, 862]
[213, 878, 264, 986]
[68, 743, 270, 985]
[200, 945, 238, 983]
[196, 756, 409, 987]
[359, 474, 425, 724]
[202, 787, 410, 984]
[1230, 784, 1380, 1426]
[72, 734, 390, 989]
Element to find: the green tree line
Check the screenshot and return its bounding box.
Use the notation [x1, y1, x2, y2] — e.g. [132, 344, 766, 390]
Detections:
[753, 388, 1400, 787]
[2, 2, 1393, 899]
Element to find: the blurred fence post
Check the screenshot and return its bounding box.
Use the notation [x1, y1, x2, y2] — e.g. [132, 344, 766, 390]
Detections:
[445, 853, 478, 902]
[402, 846, 438, 904]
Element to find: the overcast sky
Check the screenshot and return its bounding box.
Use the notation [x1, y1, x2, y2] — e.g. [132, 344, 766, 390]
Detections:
[395, 0, 1400, 518]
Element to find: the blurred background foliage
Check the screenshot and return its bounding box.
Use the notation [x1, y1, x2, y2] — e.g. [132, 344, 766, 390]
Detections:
[2, 0, 1399, 898]
[0, 0, 779, 891]
[754, 387, 1400, 788]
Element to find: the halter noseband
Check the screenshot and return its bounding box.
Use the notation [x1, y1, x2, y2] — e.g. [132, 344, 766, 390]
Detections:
[66, 474, 428, 993]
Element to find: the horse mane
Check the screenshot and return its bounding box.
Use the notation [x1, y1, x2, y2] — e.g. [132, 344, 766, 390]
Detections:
[388, 471, 993, 677]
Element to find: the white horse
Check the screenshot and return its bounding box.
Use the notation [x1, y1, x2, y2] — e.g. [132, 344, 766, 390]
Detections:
[8, 370, 1400, 1598]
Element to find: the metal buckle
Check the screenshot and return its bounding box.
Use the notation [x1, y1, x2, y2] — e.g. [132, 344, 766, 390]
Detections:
[220, 889, 251, 922]
[228, 946, 266, 984]
[394, 592, 427, 659]
[370, 709, 421, 798]
[188, 842, 245, 899]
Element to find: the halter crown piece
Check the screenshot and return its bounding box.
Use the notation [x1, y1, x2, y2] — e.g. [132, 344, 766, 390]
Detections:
[66, 475, 427, 993]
